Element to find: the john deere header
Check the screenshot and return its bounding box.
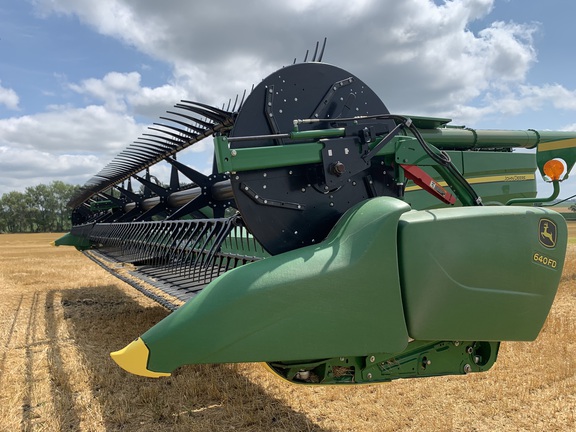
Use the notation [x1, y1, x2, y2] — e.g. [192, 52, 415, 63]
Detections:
[56, 48, 575, 385]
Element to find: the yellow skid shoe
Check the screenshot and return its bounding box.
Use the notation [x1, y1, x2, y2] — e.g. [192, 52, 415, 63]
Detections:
[110, 338, 170, 378]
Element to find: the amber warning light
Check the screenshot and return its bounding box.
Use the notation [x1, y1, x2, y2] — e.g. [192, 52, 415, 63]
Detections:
[543, 158, 567, 181]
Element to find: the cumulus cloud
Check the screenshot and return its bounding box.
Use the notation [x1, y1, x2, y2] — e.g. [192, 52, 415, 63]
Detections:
[0, 82, 20, 110]
[69, 71, 186, 117]
[0, 105, 145, 154]
[32, 0, 544, 118]
[0, 145, 100, 195]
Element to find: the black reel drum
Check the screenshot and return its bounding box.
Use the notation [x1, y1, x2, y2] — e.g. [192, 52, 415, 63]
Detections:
[230, 63, 399, 255]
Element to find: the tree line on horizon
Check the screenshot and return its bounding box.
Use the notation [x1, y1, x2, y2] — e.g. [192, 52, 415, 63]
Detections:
[0, 181, 80, 233]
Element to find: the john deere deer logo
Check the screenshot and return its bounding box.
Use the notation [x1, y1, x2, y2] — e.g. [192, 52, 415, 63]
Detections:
[539, 219, 557, 248]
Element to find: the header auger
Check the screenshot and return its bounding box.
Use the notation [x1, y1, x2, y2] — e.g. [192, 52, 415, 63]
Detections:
[56, 57, 575, 385]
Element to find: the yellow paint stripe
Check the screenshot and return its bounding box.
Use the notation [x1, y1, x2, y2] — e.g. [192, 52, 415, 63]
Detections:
[539, 138, 576, 151]
[405, 173, 535, 192]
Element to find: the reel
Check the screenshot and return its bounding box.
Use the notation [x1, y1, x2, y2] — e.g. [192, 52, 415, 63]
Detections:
[229, 62, 399, 254]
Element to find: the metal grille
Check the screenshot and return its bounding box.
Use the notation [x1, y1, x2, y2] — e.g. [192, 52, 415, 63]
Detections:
[72, 217, 266, 304]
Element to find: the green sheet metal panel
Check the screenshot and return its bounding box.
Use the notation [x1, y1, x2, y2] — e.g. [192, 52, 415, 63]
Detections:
[398, 206, 567, 341]
[140, 197, 411, 373]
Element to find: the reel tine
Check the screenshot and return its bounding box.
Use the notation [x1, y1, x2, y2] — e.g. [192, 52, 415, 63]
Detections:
[165, 111, 212, 134]
[239, 89, 248, 110]
[158, 116, 204, 136]
[311, 40, 319, 62]
[147, 126, 188, 143]
[153, 122, 198, 139]
[173, 104, 214, 128]
[180, 100, 234, 117]
[177, 101, 233, 124]
[318, 37, 327, 62]
[137, 137, 178, 149]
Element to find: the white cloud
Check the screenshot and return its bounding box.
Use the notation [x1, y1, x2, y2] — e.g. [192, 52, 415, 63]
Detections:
[0, 145, 100, 195]
[0, 82, 20, 110]
[69, 71, 142, 111]
[31, 0, 542, 121]
[0, 105, 144, 154]
[68, 71, 187, 118]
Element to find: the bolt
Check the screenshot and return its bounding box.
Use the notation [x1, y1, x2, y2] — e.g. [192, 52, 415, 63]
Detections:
[369, 356, 376, 363]
[324, 185, 329, 190]
[453, 341, 460, 346]
[231, 149, 237, 157]
[463, 364, 472, 374]
[352, 181, 357, 186]
[340, 357, 345, 361]
[235, 176, 239, 180]
[330, 161, 346, 176]
[263, 173, 267, 177]
[367, 373, 373, 380]
[329, 202, 334, 207]
[301, 188, 306, 192]
[466, 346, 474, 354]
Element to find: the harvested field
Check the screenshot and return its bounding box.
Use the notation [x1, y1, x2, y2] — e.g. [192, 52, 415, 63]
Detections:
[0, 231, 575, 431]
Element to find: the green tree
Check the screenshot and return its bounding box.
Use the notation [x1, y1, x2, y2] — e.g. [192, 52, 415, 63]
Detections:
[0, 191, 32, 232]
[0, 181, 80, 233]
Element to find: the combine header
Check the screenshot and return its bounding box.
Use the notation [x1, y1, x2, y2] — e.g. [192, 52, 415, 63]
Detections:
[56, 49, 576, 385]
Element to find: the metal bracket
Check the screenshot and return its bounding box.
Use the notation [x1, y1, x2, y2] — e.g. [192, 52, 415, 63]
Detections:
[240, 183, 305, 211]
[311, 77, 355, 119]
[264, 85, 283, 145]
[321, 137, 370, 187]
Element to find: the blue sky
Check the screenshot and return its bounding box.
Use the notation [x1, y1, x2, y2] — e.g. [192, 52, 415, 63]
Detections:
[2, 0, 576, 200]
